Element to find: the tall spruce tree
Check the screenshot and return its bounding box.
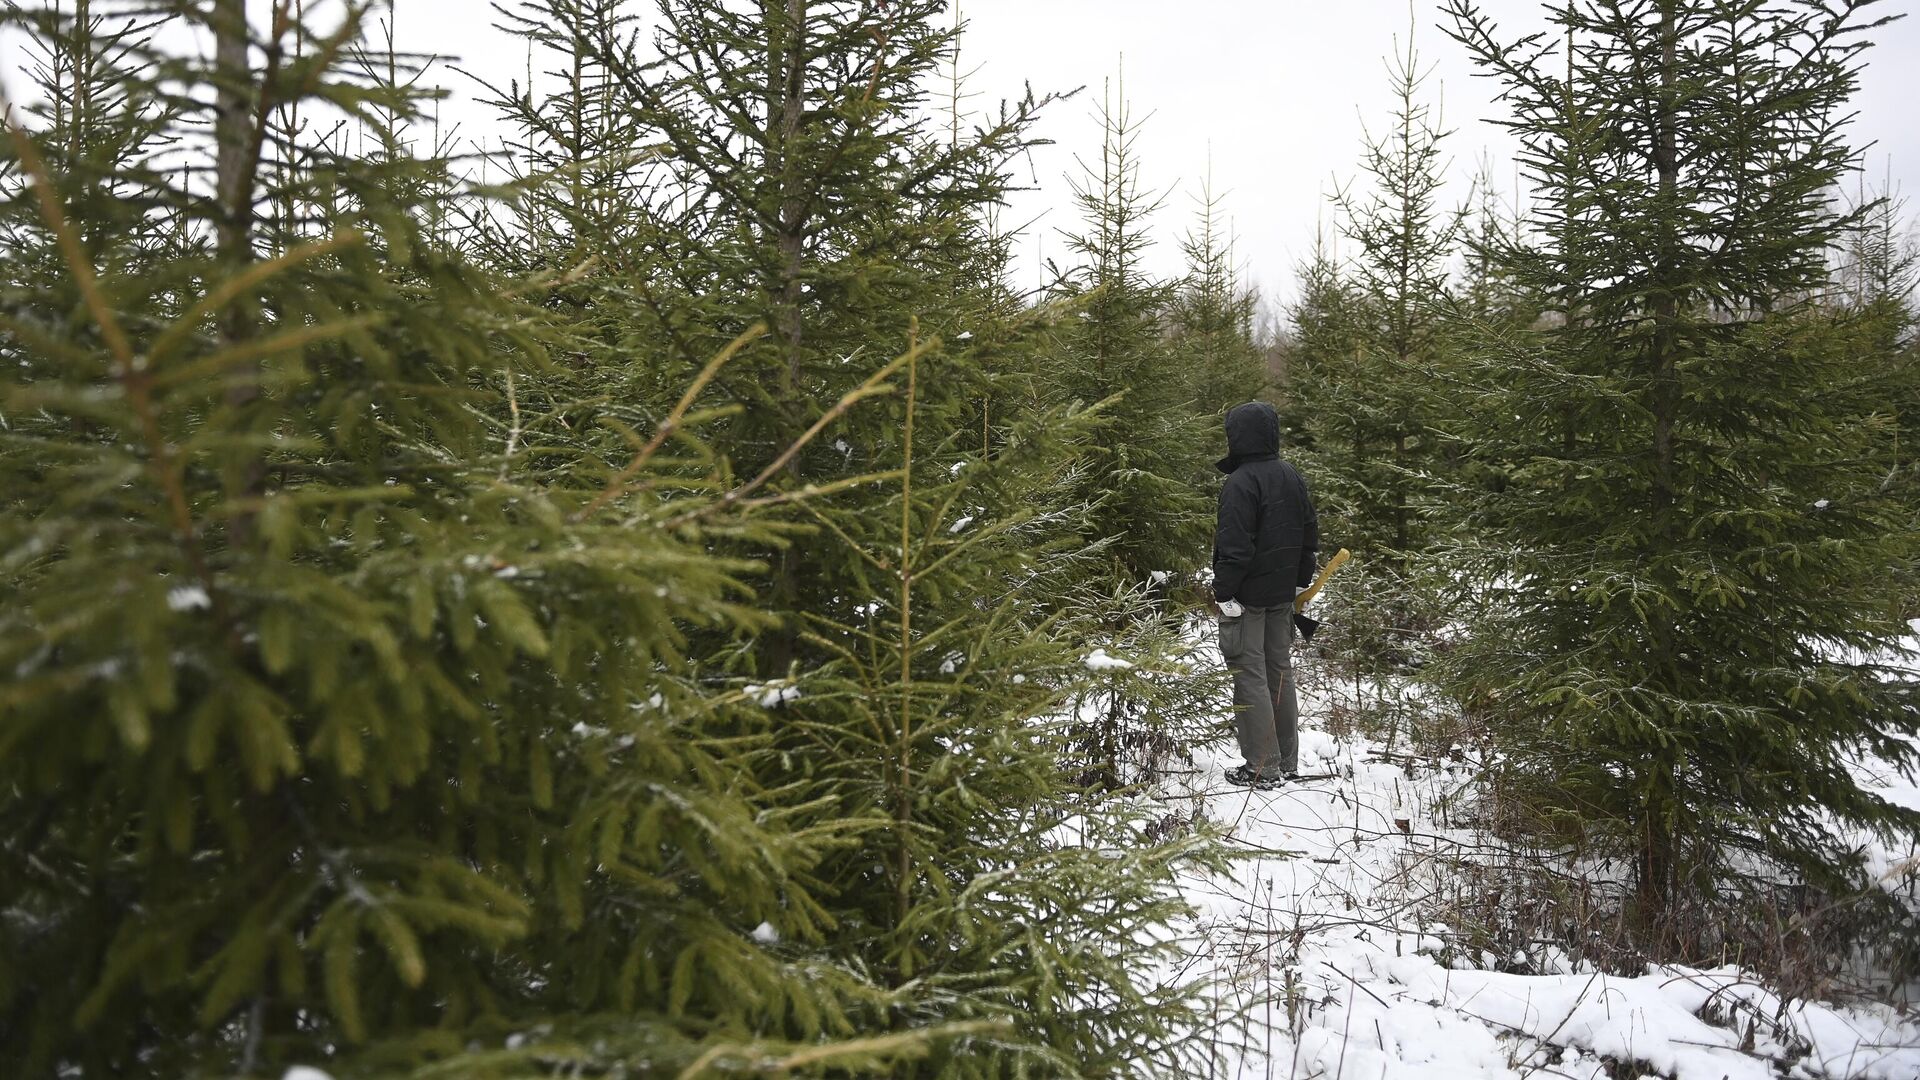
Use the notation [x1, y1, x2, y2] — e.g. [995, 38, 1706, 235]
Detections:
[1046, 78, 1207, 587]
[1281, 227, 1365, 456]
[1279, 31, 1466, 751]
[574, 0, 1067, 679]
[772, 333, 1231, 1075]
[444, 1, 1238, 1073]
[1308, 25, 1464, 569]
[1170, 170, 1268, 421]
[1, 3, 1234, 1075]
[1831, 180, 1920, 613]
[1033, 80, 1230, 792]
[1439, 0, 1920, 943]
[0, 3, 1120, 1075]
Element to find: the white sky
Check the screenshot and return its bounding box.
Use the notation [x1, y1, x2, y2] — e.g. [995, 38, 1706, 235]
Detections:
[403, 0, 1920, 306]
[7, 0, 1918, 307]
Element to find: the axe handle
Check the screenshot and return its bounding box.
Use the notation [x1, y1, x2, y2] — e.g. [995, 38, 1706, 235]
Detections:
[1294, 548, 1352, 612]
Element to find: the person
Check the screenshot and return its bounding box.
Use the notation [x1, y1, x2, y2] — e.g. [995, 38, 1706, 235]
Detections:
[1211, 401, 1318, 788]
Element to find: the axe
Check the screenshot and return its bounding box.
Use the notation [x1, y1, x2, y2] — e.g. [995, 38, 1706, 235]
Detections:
[1291, 548, 1352, 642]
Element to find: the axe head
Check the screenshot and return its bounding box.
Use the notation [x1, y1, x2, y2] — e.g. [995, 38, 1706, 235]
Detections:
[1292, 612, 1321, 642]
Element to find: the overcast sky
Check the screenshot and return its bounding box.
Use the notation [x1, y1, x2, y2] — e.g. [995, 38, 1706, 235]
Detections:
[8, 1, 1918, 308]
[400, 0, 1920, 307]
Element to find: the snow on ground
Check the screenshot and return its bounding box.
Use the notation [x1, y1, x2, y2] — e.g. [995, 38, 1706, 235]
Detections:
[1163, 672, 1920, 1078]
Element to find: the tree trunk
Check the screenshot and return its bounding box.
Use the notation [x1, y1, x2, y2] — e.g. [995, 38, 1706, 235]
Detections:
[214, 0, 264, 546]
[1638, 0, 1685, 928]
[759, 0, 809, 678]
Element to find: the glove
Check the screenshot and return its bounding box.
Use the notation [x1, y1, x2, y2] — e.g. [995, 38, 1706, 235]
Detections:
[1218, 600, 1245, 618]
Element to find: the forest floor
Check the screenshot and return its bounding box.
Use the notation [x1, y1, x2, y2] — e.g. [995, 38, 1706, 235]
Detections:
[1162, 625, 1920, 1080]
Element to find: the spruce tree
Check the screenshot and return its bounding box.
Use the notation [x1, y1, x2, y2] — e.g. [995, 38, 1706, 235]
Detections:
[593, 11, 1233, 1064]
[1280, 32, 1466, 747]
[1455, 159, 1535, 330]
[465, 1, 1235, 1072]
[1170, 170, 1268, 421]
[1438, 166, 1537, 537]
[774, 334, 1231, 1075]
[1301, 25, 1464, 573]
[0, 3, 889, 1073]
[1440, 0, 1920, 944]
[1830, 181, 1919, 612]
[574, 0, 1066, 678]
[2, 3, 1233, 1075]
[1046, 78, 1207, 587]
[1281, 227, 1366, 456]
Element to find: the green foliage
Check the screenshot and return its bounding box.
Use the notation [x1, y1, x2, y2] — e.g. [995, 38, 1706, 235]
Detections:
[1282, 30, 1464, 713]
[0, 2, 1231, 1076]
[1296, 28, 1464, 569]
[773, 353, 1231, 1073]
[1454, 159, 1537, 332]
[1044, 81, 1210, 587]
[1830, 183, 1920, 614]
[0, 3, 878, 1071]
[1436, 0, 1920, 941]
[1278, 229, 1362, 455]
[539, 0, 1068, 680]
[1169, 174, 1269, 421]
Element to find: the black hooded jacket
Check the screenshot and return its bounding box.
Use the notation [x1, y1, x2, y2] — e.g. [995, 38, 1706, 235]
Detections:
[1212, 402, 1318, 608]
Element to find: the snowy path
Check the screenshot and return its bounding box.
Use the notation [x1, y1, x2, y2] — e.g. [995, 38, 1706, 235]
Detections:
[1165, 723, 1920, 1079]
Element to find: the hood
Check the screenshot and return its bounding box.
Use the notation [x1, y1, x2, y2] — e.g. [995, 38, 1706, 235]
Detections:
[1216, 401, 1280, 474]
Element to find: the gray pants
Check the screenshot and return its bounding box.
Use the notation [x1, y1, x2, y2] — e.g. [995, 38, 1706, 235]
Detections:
[1219, 605, 1298, 776]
